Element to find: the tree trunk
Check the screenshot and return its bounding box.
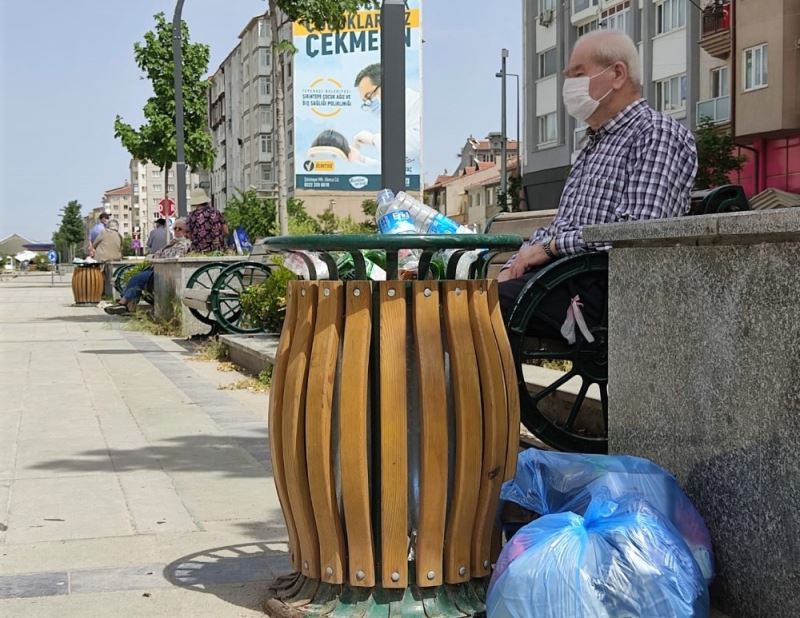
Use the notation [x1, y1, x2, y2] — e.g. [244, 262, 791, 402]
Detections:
[269, 2, 289, 236]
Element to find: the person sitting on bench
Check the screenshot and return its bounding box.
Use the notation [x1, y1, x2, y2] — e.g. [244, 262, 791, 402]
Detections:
[104, 219, 191, 315]
[498, 30, 697, 335]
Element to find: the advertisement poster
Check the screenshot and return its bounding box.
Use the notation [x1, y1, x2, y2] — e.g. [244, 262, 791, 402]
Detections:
[293, 1, 422, 192]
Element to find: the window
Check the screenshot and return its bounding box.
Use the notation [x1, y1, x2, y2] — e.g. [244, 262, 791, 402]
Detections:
[153, 184, 162, 193]
[288, 129, 293, 147]
[538, 112, 557, 145]
[168, 184, 175, 192]
[538, 48, 557, 79]
[539, 0, 555, 12]
[287, 61, 292, 78]
[243, 84, 250, 104]
[258, 19, 267, 38]
[260, 106, 271, 127]
[711, 66, 729, 98]
[151, 169, 160, 177]
[260, 77, 271, 96]
[744, 44, 768, 91]
[601, 2, 630, 33]
[260, 134, 273, 154]
[656, 0, 686, 35]
[261, 163, 273, 182]
[655, 74, 687, 112]
[577, 20, 598, 37]
[260, 48, 270, 68]
[573, 0, 598, 13]
[152, 198, 160, 206]
[168, 170, 174, 178]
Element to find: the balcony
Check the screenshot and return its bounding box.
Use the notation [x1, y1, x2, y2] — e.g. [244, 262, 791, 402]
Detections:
[699, 2, 731, 59]
[696, 95, 730, 125]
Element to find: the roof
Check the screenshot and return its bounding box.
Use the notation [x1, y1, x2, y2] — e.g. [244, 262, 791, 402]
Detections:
[105, 184, 132, 197]
[426, 175, 456, 190]
[749, 188, 800, 210]
[0, 233, 33, 256]
[471, 139, 519, 152]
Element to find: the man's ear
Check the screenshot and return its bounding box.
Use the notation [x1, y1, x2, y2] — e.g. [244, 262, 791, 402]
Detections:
[613, 62, 628, 89]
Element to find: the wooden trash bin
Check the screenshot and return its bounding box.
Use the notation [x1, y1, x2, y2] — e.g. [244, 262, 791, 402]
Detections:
[71, 264, 104, 306]
[262, 235, 522, 617]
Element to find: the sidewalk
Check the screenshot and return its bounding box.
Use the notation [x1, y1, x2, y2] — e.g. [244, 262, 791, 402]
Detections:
[0, 273, 288, 617]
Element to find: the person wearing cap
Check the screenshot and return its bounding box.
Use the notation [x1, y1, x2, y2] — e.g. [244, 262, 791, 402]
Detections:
[187, 189, 228, 253]
[147, 218, 168, 255]
[87, 212, 110, 257]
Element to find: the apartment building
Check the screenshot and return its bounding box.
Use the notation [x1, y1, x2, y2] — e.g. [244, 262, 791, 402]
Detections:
[129, 159, 201, 239]
[523, 0, 799, 208]
[208, 13, 295, 211]
[454, 134, 520, 174]
[699, 0, 800, 195]
[101, 183, 134, 237]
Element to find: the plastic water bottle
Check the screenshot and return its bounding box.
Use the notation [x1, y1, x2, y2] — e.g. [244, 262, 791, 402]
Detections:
[375, 189, 419, 273]
[394, 192, 483, 278]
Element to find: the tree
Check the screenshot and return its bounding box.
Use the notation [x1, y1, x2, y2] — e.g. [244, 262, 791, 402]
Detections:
[121, 235, 135, 257]
[52, 200, 85, 262]
[113, 12, 215, 216]
[694, 117, 745, 190]
[269, 1, 380, 234]
[224, 190, 319, 240]
[497, 173, 523, 213]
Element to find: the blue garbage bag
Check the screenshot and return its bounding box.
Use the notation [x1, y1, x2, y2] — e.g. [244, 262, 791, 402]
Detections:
[487, 495, 710, 618]
[500, 450, 714, 584]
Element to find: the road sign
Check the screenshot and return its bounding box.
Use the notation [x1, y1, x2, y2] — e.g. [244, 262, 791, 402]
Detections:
[159, 198, 176, 217]
[47, 250, 57, 264]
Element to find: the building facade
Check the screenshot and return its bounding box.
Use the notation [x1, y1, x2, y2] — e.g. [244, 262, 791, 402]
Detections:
[101, 183, 134, 237]
[522, 0, 799, 209]
[208, 13, 295, 211]
[454, 134, 520, 174]
[129, 159, 201, 239]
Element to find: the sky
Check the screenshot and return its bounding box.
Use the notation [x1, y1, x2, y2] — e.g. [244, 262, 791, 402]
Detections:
[0, 1, 522, 242]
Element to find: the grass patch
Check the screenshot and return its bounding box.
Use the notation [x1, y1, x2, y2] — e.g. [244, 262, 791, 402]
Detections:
[195, 339, 228, 362]
[218, 366, 273, 393]
[124, 300, 182, 337]
[533, 359, 573, 372]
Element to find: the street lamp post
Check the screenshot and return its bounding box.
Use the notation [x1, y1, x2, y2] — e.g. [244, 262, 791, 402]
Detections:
[499, 49, 509, 203]
[381, 0, 406, 194]
[173, 0, 188, 219]
[496, 71, 521, 176]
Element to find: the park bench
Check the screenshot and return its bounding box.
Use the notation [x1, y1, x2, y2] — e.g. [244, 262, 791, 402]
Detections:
[488, 184, 750, 455]
[112, 263, 154, 305]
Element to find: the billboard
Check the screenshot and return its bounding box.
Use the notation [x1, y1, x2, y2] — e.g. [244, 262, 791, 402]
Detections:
[293, 1, 422, 192]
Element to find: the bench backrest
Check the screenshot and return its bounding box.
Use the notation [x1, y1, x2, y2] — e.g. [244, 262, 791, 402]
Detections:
[483, 210, 557, 278]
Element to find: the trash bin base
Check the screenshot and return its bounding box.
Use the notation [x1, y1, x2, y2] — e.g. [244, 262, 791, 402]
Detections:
[264, 572, 489, 617]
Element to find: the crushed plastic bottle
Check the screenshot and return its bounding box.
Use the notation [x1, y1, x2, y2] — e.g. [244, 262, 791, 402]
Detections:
[375, 189, 419, 273]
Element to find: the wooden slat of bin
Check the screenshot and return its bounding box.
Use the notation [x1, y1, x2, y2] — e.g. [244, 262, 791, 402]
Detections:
[487, 282, 521, 481]
[339, 281, 375, 587]
[281, 281, 320, 579]
[305, 280, 346, 584]
[412, 281, 448, 588]
[379, 281, 408, 589]
[268, 283, 302, 572]
[468, 281, 509, 577]
[442, 281, 483, 584]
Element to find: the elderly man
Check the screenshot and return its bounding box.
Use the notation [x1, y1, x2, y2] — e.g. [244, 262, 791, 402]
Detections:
[498, 30, 697, 333]
[87, 212, 110, 257]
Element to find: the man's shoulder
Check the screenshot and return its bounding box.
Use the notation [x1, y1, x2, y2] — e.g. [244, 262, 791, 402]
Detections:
[634, 105, 694, 145]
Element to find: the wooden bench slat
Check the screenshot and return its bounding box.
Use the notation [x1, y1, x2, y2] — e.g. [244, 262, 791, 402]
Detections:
[379, 281, 409, 589]
[181, 288, 212, 312]
[281, 281, 320, 579]
[268, 282, 302, 572]
[442, 281, 483, 584]
[412, 281, 448, 588]
[305, 281, 346, 584]
[468, 281, 509, 577]
[339, 281, 376, 587]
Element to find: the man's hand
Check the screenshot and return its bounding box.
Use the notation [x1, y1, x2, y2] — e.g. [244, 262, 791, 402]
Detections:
[354, 130, 376, 147]
[505, 243, 554, 280]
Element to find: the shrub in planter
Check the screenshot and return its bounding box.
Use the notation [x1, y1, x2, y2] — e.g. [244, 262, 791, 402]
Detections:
[239, 265, 297, 334]
[121, 261, 152, 287]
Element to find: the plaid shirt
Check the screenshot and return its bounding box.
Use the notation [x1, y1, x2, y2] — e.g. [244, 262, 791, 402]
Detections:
[527, 98, 697, 255]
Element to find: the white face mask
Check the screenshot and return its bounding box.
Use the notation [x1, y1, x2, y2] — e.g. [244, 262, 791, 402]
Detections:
[562, 65, 615, 122]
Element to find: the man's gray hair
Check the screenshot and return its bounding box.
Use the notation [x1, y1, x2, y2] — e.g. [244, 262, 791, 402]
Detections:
[577, 29, 642, 86]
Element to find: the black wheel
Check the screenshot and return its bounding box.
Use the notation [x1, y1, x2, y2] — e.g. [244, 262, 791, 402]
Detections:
[210, 262, 272, 334]
[113, 264, 136, 296]
[507, 253, 609, 454]
[185, 262, 228, 326]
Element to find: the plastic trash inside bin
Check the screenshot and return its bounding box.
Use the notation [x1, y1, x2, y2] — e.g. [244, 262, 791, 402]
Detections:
[487, 494, 710, 618]
[500, 450, 714, 584]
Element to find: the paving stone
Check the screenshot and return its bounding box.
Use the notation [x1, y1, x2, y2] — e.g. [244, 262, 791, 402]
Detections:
[0, 571, 69, 599]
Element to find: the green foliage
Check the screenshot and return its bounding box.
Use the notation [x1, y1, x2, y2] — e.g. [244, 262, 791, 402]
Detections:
[224, 191, 319, 240]
[125, 300, 182, 337]
[31, 255, 51, 271]
[239, 265, 297, 333]
[114, 12, 214, 174]
[52, 200, 85, 261]
[121, 261, 152, 287]
[275, 0, 380, 31]
[694, 117, 745, 190]
[195, 339, 229, 362]
[497, 174, 523, 213]
[121, 235, 135, 257]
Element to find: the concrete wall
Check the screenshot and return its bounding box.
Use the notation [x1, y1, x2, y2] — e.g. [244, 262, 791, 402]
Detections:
[152, 256, 244, 337]
[584, 209, 800, 617]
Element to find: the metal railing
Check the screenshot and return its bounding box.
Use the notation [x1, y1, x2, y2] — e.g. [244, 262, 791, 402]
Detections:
[701, 2, 730, 36]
